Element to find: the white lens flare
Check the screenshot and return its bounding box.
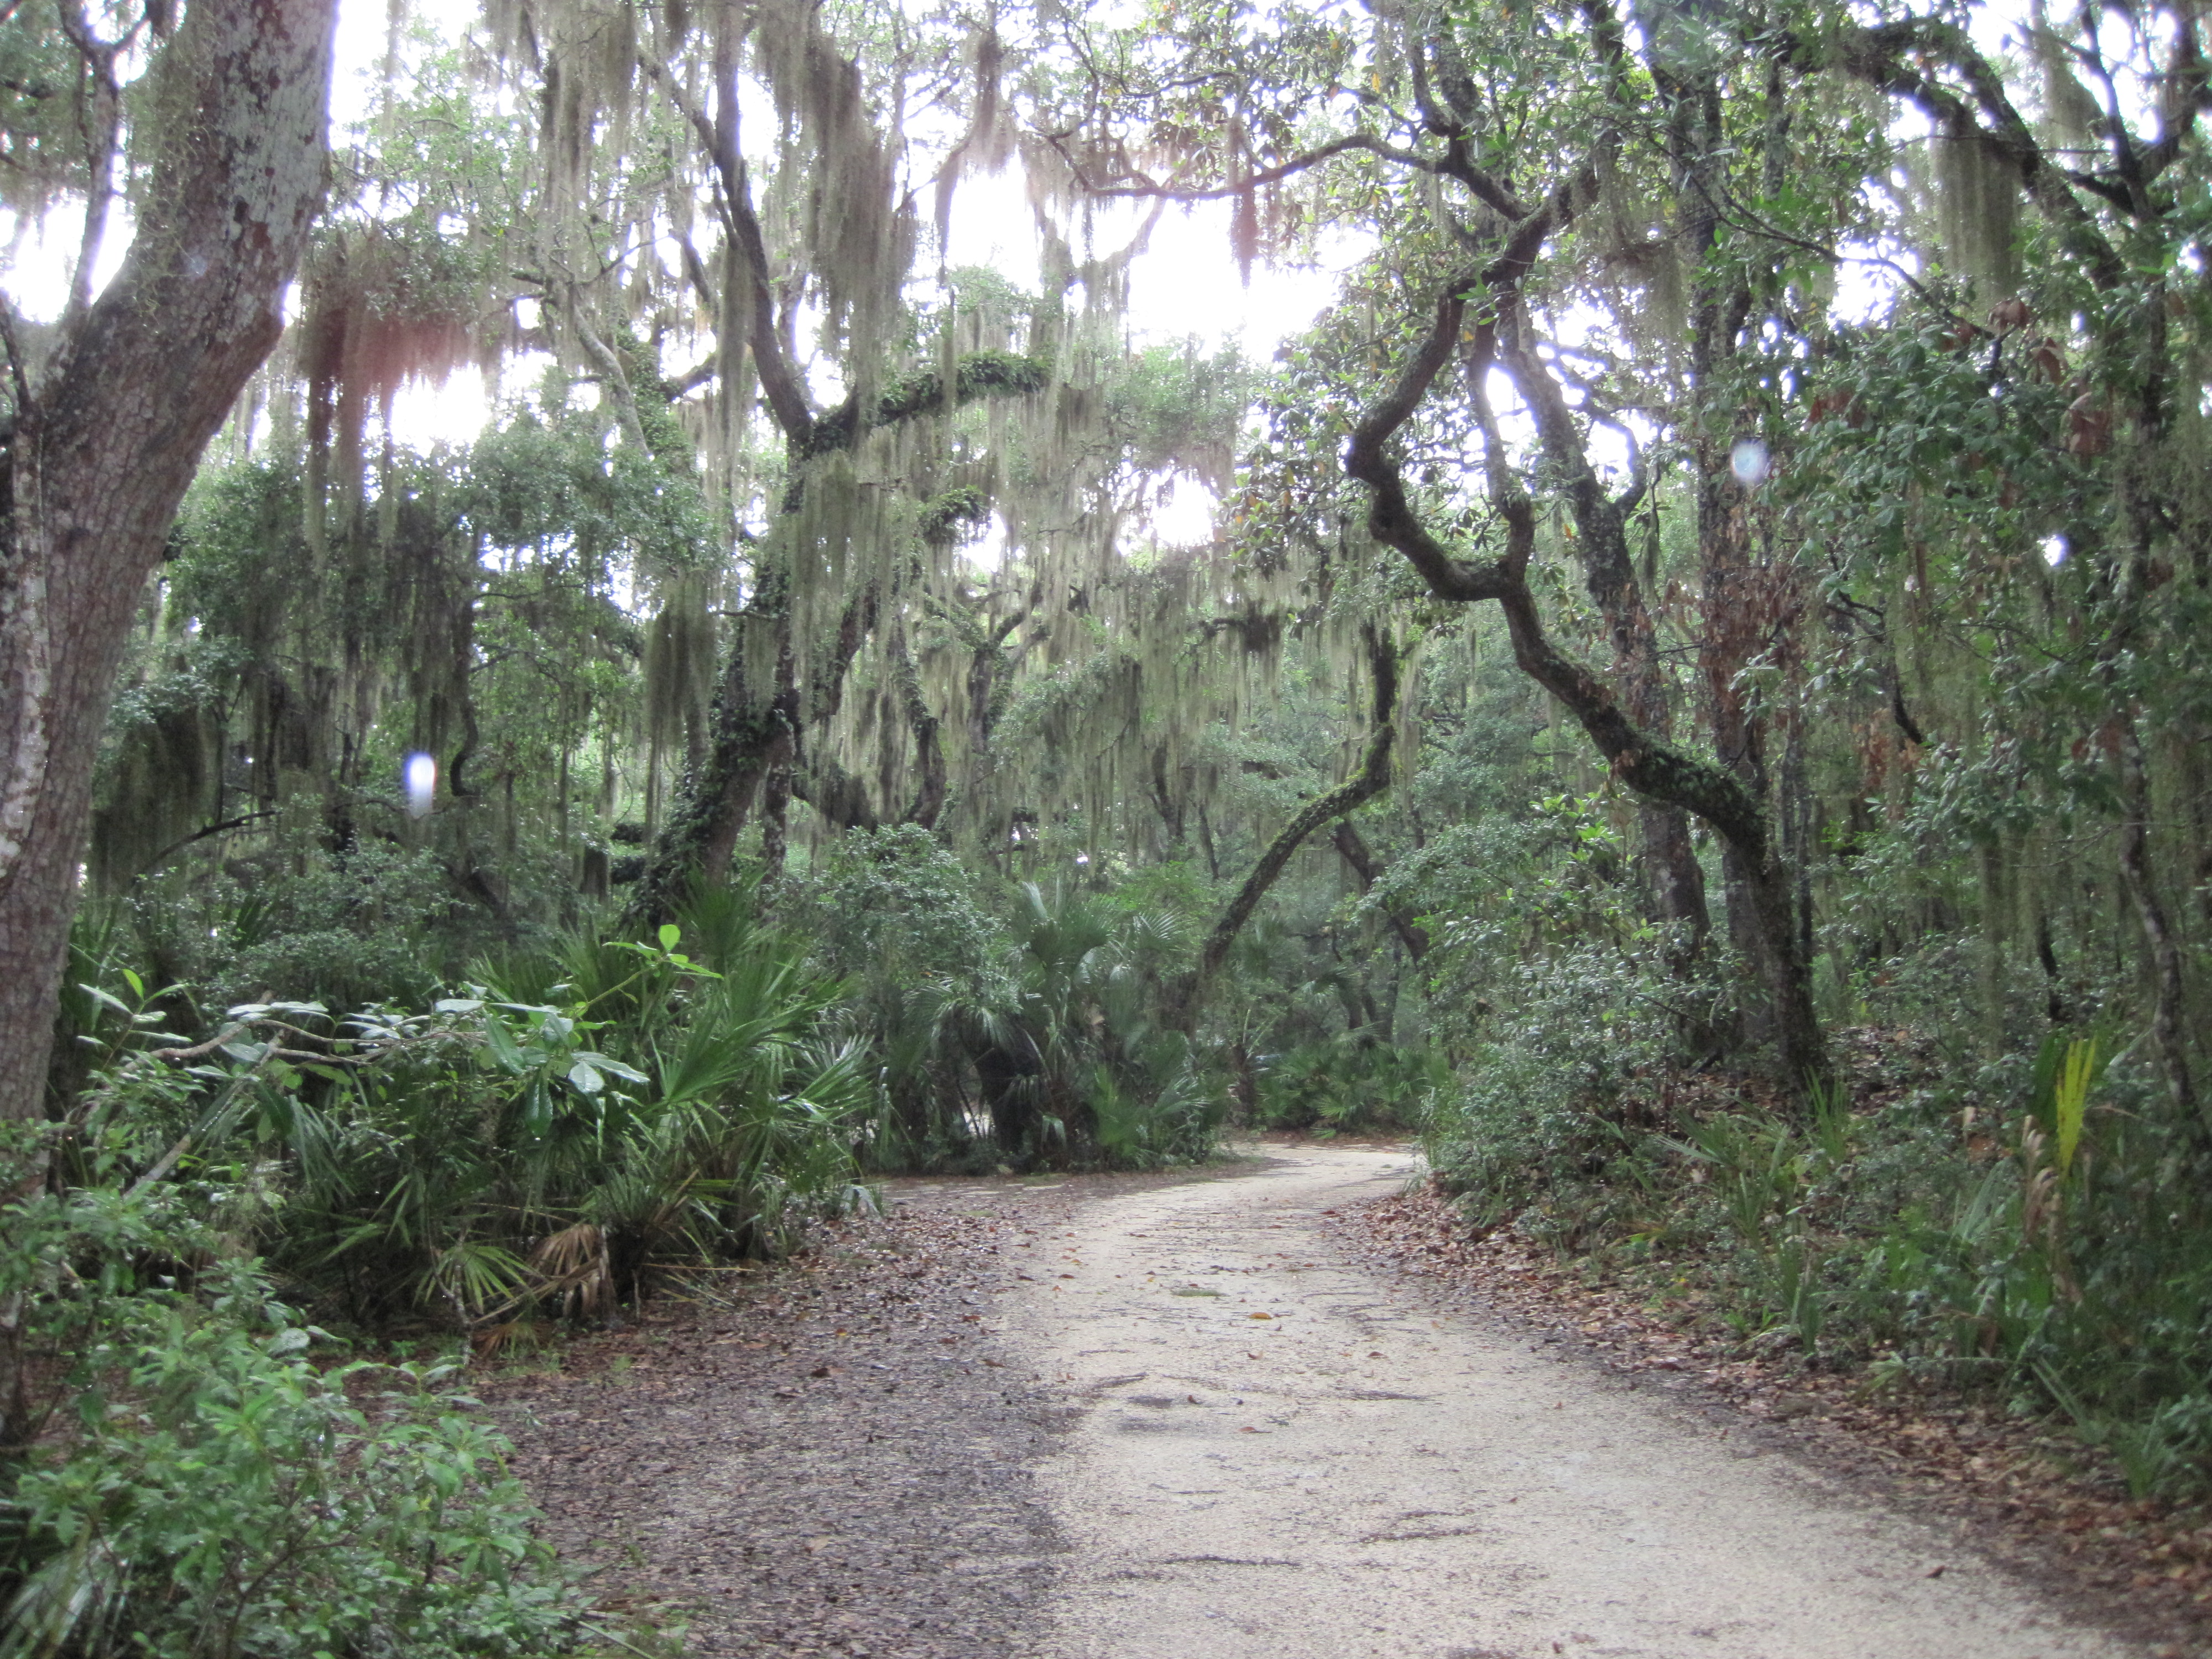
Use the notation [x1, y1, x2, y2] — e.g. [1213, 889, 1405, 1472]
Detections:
[403, 752, 437, 819]
[1729, 437, 1771, 488]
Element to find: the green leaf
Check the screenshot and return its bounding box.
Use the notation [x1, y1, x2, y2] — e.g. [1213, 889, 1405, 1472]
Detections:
[659, 924, 681, 953]
[79, 984, 135, 1019]
[571, 1050, 648, 1083]
[482, 1013, 529, 1074]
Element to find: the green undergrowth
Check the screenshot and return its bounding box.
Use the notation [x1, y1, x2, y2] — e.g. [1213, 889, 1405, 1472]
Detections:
[1251, 1034, 1446, 1136]
[797, 828, 1228, 1173]
[0, 1129, 666, 1659]
[1428, 1026, 2212, 1499]
[51, 884, 875, 1337]
[1, 888, 879, 1654]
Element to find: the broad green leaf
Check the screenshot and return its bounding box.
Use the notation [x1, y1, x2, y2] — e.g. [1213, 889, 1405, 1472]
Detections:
[482, 1013, 529, 1074]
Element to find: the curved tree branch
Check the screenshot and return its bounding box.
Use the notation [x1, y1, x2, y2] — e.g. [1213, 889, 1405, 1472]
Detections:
[1171, 628, 1399, 1026]
[640, 45, 817, 448]
[1809, 17, 2128, 288]
[1331, 819, 1428, 962]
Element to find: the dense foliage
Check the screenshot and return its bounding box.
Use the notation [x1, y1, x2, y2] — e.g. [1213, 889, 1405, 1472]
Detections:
[9, 0, 2212, 1645]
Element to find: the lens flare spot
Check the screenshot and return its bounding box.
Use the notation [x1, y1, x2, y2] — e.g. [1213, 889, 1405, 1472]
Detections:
[1729, 437, 1770, 488]
[404, 752, 437, 819]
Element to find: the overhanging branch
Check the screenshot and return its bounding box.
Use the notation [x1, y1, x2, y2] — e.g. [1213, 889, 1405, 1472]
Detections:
[1172, 627, 1399, 1025]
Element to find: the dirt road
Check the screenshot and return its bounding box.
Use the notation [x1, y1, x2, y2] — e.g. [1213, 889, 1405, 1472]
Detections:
[503, 1144, 2162, 1657]
[1008, 1143, 2143, 1659]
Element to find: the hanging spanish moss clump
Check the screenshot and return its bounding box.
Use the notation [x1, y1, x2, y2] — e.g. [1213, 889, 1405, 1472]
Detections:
[1934, 121, 2019, 299]
[330, 0, 1305, 888]
[393, 483, 478, 788]
[1592, 148, 1687, 359]
[642, 577, 716, 830]
[685, 237, 761, 520]
[478, 0, 640, 232]
[2030, 3, 2104, 158]
[88, 700, 220, 890]
[933, 25, 1018, 260]
[297, 217, 508, 542]
[752, 0, 914, 421]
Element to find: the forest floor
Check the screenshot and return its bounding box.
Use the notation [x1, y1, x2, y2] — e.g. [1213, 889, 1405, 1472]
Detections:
[486, 1142, 2202, 1658]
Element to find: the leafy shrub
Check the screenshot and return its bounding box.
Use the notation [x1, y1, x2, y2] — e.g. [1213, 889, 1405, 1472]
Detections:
[127, 836, 458, 1019]
[0, 1157, 603, 1658]
[993, 883, 1221, 1167]
[1254, 1035, 1444, 1135]
[1425, 938, 1715, 1230]
[790, 826, 1014, 1167]
[1430, 1002, 2212, 1498]
[1086, 1034, 1225, 1168]
[63, 889, 872, 1333]
[790, 836, 1225, 1170]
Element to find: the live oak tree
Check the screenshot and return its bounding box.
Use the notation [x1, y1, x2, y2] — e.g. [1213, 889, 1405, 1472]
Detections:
[0, 0, 337, 1128]
[1032, 0, 2212, 1108]
[1030, 0, 1834, 1089]
[284, 0, 1270, 921]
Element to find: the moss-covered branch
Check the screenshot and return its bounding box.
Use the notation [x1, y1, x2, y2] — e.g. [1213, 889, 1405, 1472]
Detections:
[804, 351, 1050, 459]
[1348, 235, 1827, 1095]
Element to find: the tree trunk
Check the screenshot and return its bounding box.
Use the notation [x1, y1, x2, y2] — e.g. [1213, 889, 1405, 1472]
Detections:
[2118, 721, 2197, 1124]
[1493, 311, 1708, 951]
[1344, 272, 1830, 1101]
[0, 0, 337, 1129]
[1331, 819, 1428, 962]
[891, 628, 948, 830]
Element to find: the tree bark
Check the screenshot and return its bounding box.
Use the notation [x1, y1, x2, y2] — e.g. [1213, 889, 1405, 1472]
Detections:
[2117, 724, 2195, 1122]
[1491, 309, 1708, 950]
[0, 0, 337, 1128]
[890, 627, 948, 830]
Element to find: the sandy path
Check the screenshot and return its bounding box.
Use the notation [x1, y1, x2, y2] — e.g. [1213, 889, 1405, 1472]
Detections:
[1005, 1143, 2145, 1659]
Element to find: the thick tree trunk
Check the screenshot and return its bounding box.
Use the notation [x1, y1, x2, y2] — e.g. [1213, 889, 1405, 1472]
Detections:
[0, 0, 337, 1129]
[638, 351, 1044, 908]
[891, 629, 948, 830]
[1692, 397, 1781, 1030]
[631, 606, 795, 920]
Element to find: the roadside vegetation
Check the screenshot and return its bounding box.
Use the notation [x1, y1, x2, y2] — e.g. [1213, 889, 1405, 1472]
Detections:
[8, 0, 2212, 1648]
